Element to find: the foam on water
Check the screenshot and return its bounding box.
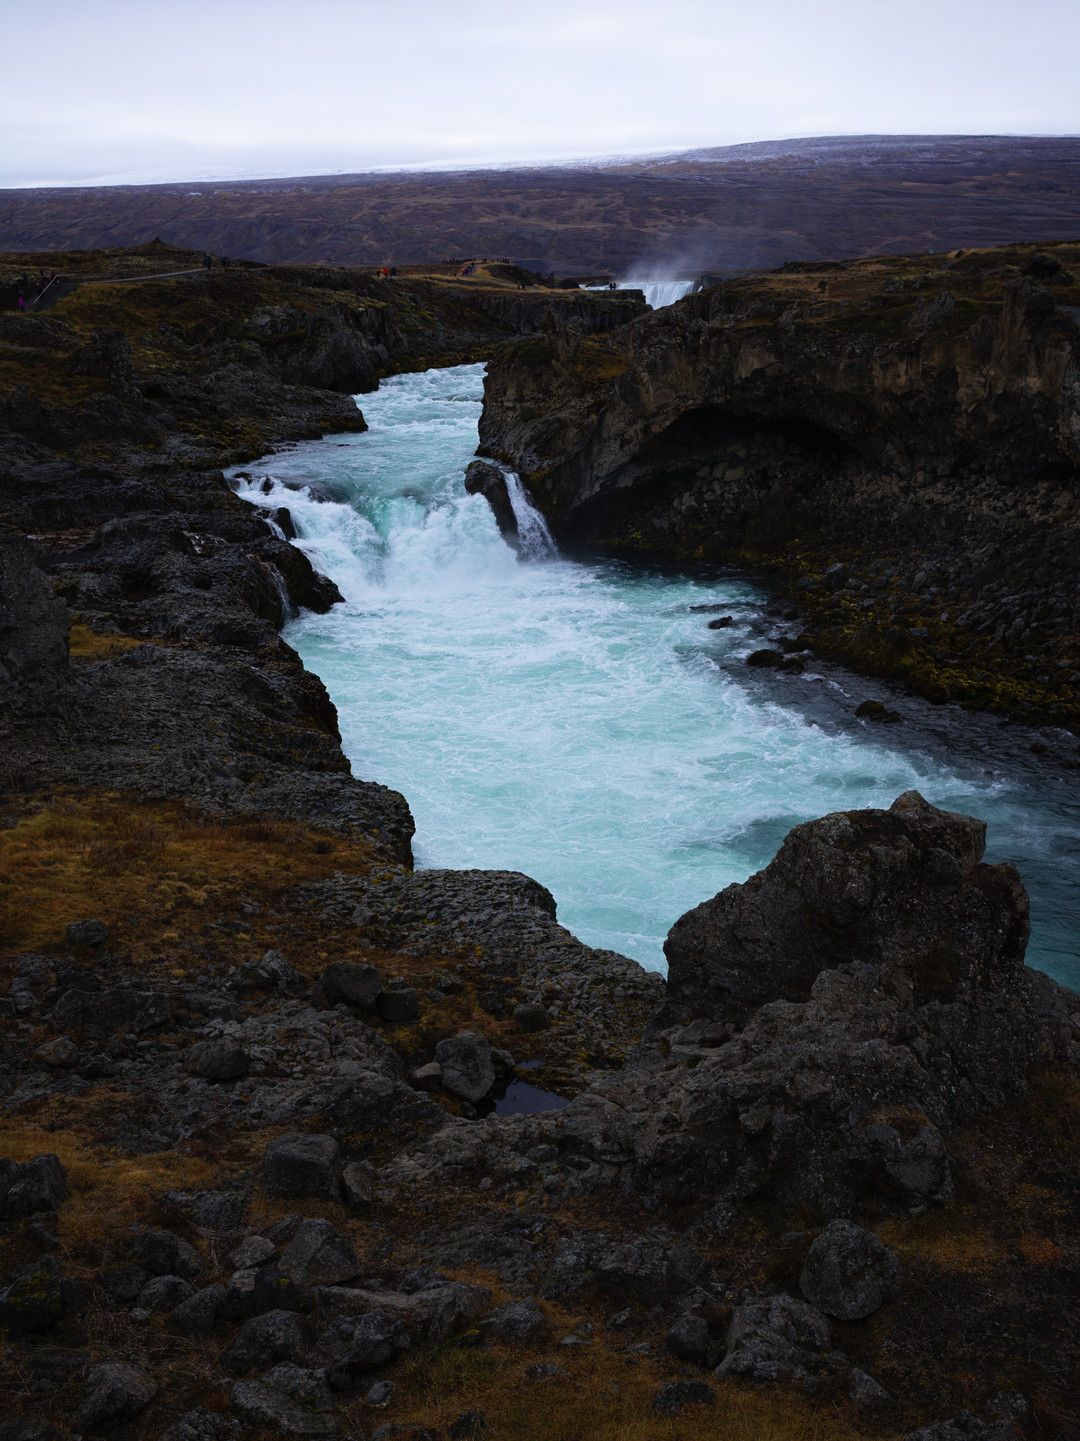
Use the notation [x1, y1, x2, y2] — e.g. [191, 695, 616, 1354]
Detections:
[231, 364, 1080, 985]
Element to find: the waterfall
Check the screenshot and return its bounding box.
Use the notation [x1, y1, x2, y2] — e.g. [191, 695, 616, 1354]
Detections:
[620, 279, 694, 310]
[503, 470, 558, 560]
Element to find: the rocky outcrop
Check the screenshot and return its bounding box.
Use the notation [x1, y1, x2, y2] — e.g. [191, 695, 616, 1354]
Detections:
[463, 460, 518, 545]
[477, 244, 1080, 724]
[381, 794, 1079, 1219]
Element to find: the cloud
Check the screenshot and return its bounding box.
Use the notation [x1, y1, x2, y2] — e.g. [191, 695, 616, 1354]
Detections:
[2, 0, 1078, 186]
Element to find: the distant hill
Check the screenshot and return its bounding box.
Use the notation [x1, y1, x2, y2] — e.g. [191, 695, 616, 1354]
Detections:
[2, 135, 1079, 275]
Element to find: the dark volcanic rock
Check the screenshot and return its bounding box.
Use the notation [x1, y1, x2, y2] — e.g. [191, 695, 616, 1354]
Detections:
[799, 1220, 901, 1319]
[185, 1040, 250, 1080]
[0, 1153, 67, 1219]
[223, 1309, 307, 1374]
[477, 1297, 548, 1344]
[715, 1293, 831, 1381]
[74, 1361, 157, 1430]
[661, 790, 1028, 1028]
[653, 1381, 716, 1415]
[278, 1219, 359, 1287]
[320, 962, 382, 1010]
[0, 536, 69, 705]
[263, 1133, 342, 1202]
[464, 460, 519, 545]
[434, 1033, 497, 1103]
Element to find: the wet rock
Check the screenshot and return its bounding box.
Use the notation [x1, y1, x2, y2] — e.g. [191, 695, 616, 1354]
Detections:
[320, 962, 382, 1010]
[477, 1296, 547, 1344]
[746, 648, 784, 667]
[0, 1153, 67, 1219]
[464, 459, 519, 543]
[185, 1039, 251, 1080]
[378, 987, 420, 1022]
[855, 699, 900, 722]
[512, 1002, 551, 1032]
[132, 1227, 203, 1278]
[279, 1219, 359, 1287]
[223, 1308, 307, 1374]
[715, 1294, 831, 1381]
[229, 1381, 339, 1436]
[849, 1367, 897, 1414]
[706, 615, 733, 629]
[664, 1314, 710, 1363]
[171, 1282, 226, 1337]
[799, 1220, 901, 1320]
[341, 1160, 374, 1208]
[74, 1361, 157, 1430]
[228, 1236, 278, 1270]
[65, 918, 107, 947]
[435, 1032, 496, 1102]
[653, 1381, 716, 1415]
[138, 1273, 196, 1311]
[263, 1132, 342, 1201]
[312, 1307, 412, 1387]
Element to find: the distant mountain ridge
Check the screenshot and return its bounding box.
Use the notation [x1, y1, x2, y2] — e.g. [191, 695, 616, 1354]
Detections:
[2, 134, 1079, 275]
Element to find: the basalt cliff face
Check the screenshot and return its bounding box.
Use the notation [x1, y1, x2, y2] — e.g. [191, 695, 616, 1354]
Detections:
[0, 246, 1079, 1440]
[479, 242, 1080, 727]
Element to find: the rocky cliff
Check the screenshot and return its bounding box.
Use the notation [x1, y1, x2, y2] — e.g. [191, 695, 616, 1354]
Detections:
[478, 241, 1080, 727]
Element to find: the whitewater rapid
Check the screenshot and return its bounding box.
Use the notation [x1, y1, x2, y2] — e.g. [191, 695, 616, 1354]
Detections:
[231, 363, 1080, 986]
[620, 279, 695, 308]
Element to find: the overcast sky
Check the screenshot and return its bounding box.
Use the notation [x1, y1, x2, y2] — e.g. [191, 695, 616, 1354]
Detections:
[3, 0, 1078, 188]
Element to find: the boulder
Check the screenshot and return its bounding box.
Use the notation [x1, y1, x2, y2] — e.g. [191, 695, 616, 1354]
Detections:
[279, 1219, 359, 1287]
[223, 1309, 307, 1374]
[185, 1040, 250, 1081]
[320, 962, 382, 1010]
[0, 1153, 68, 1219]
[0, 1258, 66, 1333]
[171, 1283, 226, 1338]
[227, 1236, 278, 1270]
[849, 1368, 897, 1414]
[219, 1266, 310, 1323]
[132, 1228, 203, 1278]
[74, 1362, 157, 1430]
[664, 1314, 710, 1363]
[236, 950, 302, 992]
[341, 1160, 374, 1208]
[263, 1133, 342, 1202]
[262, 1365, 336, 1410]
[159, 1407, 240, 1441]
[662, 791, 1030, 1027]
[99, 1263, 151, 1304]
[312, 1308, 412, 1387]
[799, 1220, 901, 1320]
[138, 1273, 195, 1312]
[476, 1297, 547, 1344]
[434, 1033, 496, 1103]
[715, 1294, 831, 1381]
[229, 1381, 339, 1436]
[35, 1037, 78, 1068]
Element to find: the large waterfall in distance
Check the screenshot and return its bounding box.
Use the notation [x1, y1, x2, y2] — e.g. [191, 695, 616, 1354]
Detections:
[230, 363, 1080, 985]
[620, 279, 695, 308]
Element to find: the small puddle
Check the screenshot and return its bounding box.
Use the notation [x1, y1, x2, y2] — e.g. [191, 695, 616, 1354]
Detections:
[493, 1080, 570, 1117]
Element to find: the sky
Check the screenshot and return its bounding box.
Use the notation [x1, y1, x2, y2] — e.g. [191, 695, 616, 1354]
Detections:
[2, 0, 1078, 188]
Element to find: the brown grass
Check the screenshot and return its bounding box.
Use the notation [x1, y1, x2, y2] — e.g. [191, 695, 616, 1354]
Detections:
[0, 791, 381, 962]
[67, 621, 145, 663]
